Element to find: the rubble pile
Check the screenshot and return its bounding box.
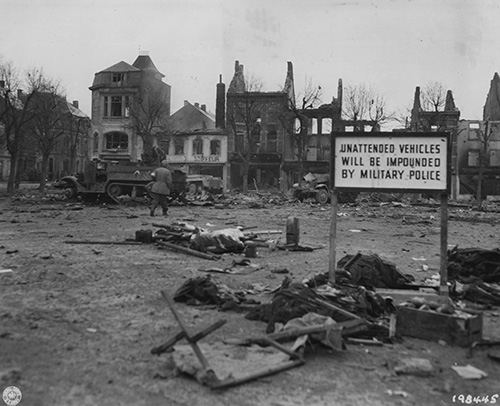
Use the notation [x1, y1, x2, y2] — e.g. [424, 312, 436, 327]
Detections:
[448, 247, 500, 283]
[305, 253, 414, 289]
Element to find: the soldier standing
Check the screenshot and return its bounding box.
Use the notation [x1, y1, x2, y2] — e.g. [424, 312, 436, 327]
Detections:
[149, 159, 172, 217]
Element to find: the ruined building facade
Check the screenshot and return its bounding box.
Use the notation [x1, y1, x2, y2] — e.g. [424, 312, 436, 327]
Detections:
[225, 61, 290, 190]
[410, 86, 460, 199]
[89, 54, 171, 163]
[456, 73, 500, 197]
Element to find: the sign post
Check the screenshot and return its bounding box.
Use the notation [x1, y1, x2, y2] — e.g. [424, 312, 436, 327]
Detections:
[329, 132, 450, 295]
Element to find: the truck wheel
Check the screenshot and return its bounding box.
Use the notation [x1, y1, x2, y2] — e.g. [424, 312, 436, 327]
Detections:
[316, 189, 329, 204]
[64, 186, 77, 200]
[107, 184, 122, 198]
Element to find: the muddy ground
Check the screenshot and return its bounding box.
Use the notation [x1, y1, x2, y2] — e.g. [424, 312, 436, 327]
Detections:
[0, 192, 499, 406]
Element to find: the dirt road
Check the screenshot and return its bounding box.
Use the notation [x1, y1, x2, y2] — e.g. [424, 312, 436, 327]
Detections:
[0, 196, 499, 406]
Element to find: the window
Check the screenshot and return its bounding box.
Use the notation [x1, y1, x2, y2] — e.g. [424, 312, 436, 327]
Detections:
[431, 125, 438, 132]
[266, 124, 277, 152]
[174, 138, 184, 155]
[311, 118, 318, 134]
[468, 122, 480, 140]
[103, 97, 109, 117]
[112, 73, 124, 83]
[93, 132, 99, 152]
[63, 159, 70, 174]
[111, 96, 122, 117]
[193, 138, 203, 155]
[490, 150, 500, 167]
[124, 96, 130, 117]
[103, 95, 129, 117]
[105, 132, 128, 150]
[468, 150, 479, 167]
[210, 140, 221, 155]
[323, 118, 332, 134]
[345, 126, 354, 132]
[251, 123, 261, 153]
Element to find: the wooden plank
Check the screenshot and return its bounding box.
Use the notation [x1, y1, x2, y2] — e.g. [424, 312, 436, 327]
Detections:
[156, 241, 221, 260]
[329, 189, 338, 283]
[440, 192, 449, 296]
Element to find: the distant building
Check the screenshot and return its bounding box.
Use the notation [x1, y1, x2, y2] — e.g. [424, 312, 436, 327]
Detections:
[89, 53, 171, 163]
[160, 97, 228, 188]
[45, 100, 90, 180]
[0, 79, 89, 181]
[226, 61, 291, 191]
[456, 120, 500, 197]
[456, 72, 500, 198]
[409, 86, 461, 198]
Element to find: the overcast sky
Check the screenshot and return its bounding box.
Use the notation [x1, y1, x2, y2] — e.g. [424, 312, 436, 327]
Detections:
[1, 0, 499, 127]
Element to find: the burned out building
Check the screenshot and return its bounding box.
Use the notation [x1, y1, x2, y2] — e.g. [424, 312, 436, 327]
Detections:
[89, 53, 171, 163]
[456, 73, 500, 198]
[409, 86, 461, 199]
[225, 61, 291, 191]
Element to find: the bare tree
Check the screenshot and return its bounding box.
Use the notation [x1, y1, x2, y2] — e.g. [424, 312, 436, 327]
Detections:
[422, 81, 446, 112]
[475, 121, 494, 205]
[28, 70, 69, 192]
[128, 83, 170, 166]
[66, 110, 90, 175]
[226, 77, 264, 193]
[0, 61, 39, 194]
[342, 83, 393, 128]
[394, 104, 413, 129]
[280, 78, 322, 181]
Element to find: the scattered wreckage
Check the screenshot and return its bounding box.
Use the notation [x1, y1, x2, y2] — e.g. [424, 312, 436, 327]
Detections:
[63, 215, 500, 390]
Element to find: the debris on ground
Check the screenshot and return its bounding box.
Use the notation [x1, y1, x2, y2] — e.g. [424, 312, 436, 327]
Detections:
[446, 247, 500, 305]
[245, 280, 390, 336]
[394, 358, 435, 377]
[154, 290, 304, 389]
[451, 364, 488, 380]
[173, 275, 260, 309]
[396, 305, 483, 347]
[448, 247, 500, 283]
[304, 253, 414, 289]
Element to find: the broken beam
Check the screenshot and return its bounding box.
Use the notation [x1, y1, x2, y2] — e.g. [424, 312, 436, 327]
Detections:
[156, 241, 221, 260]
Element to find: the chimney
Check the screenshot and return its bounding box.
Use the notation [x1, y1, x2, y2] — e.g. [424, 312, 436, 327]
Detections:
[234, 60, 239, 73]
[216, 74, 226, 129]
[337, 78, 343, 111]
[444, 90, 456, 111]
[412, 86, 421, 111]
[194, 102, 200, 108]
[201, 104, 206, 112]
[72, 100, 79, 109]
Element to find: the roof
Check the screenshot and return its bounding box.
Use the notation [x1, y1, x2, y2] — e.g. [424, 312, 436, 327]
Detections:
[99, 61, 141, 73]
[168, 101, 215, 132]
[132, 55, 164, 78]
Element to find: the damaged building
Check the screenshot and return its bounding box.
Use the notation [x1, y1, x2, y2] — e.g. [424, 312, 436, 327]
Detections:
[456, 73, 500, 198]
[409, 86, 461, 199]
[225, 61, 291, 191]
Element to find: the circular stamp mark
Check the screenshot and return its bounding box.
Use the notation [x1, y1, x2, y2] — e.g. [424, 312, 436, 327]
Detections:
[2, 386, 22, 406]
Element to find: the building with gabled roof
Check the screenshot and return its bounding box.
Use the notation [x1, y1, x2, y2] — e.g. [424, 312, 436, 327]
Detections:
[89, 53, 171, 164]
[160, 99, 228, 188]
